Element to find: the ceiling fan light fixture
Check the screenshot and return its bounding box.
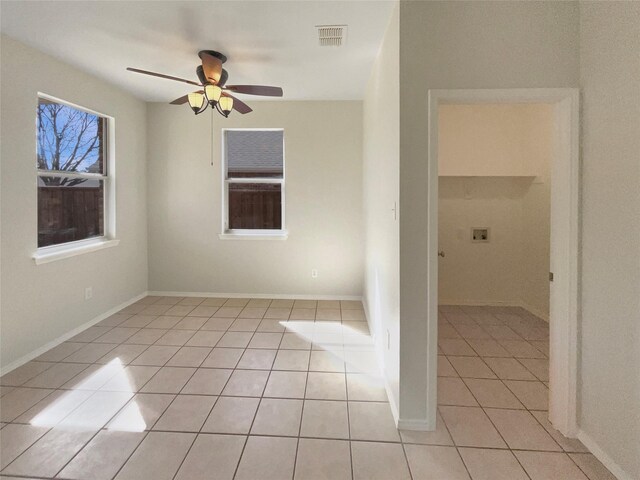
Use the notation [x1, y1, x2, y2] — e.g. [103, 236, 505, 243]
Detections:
[204, 84, 222, 105]
[128, 49, 281, 118]
[219, 96, 234, 117]
[187, 92, 206, 114]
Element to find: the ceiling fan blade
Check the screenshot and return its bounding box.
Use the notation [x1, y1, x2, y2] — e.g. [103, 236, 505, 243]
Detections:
[127, 67, 200, 86]
[198, 52, 222, 84]
[170, 90, 203, 105]
[224, 85, 283, 97]
[170, 95, 189, 105]
[223, 93, 253, 114]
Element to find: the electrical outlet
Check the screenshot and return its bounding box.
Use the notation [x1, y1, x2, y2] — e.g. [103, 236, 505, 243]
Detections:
[311, 269, 318, 278]
[85, 287, 93, 300]
[471, 227, 490, 243]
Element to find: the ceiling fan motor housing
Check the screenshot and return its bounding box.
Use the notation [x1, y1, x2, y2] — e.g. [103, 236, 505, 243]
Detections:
[198, 50, 227, 64]
[197, 65, 228, 87]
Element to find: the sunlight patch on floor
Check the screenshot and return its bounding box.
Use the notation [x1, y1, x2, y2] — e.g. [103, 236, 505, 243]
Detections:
[29, 358, 146, 431]
[282, 320, 381, 377]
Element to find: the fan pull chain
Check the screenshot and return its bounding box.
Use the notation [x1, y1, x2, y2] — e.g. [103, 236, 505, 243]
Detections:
[210, 106, 214, 167]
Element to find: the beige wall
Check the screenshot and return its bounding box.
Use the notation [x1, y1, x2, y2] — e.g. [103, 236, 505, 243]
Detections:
[398, 0, 579, 423]
[0, 36, 148, 368]
[578, 3, 640, 478]
[438, 177, 529, 304]
[362, 4, 400, 413]
[438, 104, 553, 320]
[439, 104, 545, 177]
[146, 101, 363, 297]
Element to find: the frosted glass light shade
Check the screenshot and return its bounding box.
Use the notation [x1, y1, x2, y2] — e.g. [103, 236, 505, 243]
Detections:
[188, 92, 205, 113]
[204, 84, 222, 104]
[219, 96, 234, 116]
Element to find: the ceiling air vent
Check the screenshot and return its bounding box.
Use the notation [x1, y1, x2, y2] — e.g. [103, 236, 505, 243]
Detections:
[316, 25, 348, 47]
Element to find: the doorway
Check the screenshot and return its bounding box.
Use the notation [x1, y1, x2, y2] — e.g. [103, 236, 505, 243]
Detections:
[427, 89, 580, 436]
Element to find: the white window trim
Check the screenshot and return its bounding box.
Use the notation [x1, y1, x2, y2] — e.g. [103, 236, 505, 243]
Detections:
[218, 232, 288, 241]
[33, 238, 120, 265]
[220, 128, 286, 239]
[33, 93, 117, 264]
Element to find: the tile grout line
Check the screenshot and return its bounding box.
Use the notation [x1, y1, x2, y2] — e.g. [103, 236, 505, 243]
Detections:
[3, 422, 591, 452]
[230, 308, 275, 480]
[443, 357, 548, 380]
[398, 429, 415, 479]
[291, 329, 313, 480]
[344, 348, 355, 480]
[432, 405, 477, 480]
[566, 452, 601, 480]
[2, 394, 393, 423]
[168, 370, 226, 479]
[104, 430, 151, 480]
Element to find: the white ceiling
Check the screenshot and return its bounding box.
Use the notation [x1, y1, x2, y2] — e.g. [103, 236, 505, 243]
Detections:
[0, 0, 395, 102]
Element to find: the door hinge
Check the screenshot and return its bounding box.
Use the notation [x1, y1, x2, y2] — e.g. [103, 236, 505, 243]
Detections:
[549, 272, 554, 282]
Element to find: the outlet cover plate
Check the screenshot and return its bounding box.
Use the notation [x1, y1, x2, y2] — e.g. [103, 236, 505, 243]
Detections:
[471, 227, 490, 243]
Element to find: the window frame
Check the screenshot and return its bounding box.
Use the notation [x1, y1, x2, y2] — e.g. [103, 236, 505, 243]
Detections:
[33, 93, 117, 264]
[220, 128, 287, 240]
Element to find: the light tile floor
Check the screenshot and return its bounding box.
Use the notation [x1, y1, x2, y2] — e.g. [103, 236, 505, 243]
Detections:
[0, 300, 616, 479]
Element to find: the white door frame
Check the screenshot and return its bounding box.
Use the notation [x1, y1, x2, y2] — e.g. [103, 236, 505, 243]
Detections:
[427, 88, 580, 436]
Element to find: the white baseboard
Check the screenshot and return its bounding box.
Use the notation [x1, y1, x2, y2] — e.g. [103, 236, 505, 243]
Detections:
[519, 301, 550, 322]
[362, 297, 398, 425]
[577, 429, 633, 480]
[147, 291, 363, 301]
[397, 418, 432, 431]
[382, 375, 434, 432]
[360, 295, 375, 342]
[439, 299, 522, 307]
[361, 296, 396, 423]
[0, 291, 147, 377]
[384, 376, 400, 427]
[439, 299, 549, 322]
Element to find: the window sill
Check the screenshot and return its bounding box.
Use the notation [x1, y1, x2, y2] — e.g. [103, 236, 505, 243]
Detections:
[218, 231, 288, 241]
[33, 238, 120, 265]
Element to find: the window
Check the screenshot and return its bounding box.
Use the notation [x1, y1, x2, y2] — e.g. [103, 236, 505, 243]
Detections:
[36, 96, 111, 249]
[222, 129, 285, 236]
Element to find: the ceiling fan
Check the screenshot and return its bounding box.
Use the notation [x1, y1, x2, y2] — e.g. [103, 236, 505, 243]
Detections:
[127, 50, 283, 117]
